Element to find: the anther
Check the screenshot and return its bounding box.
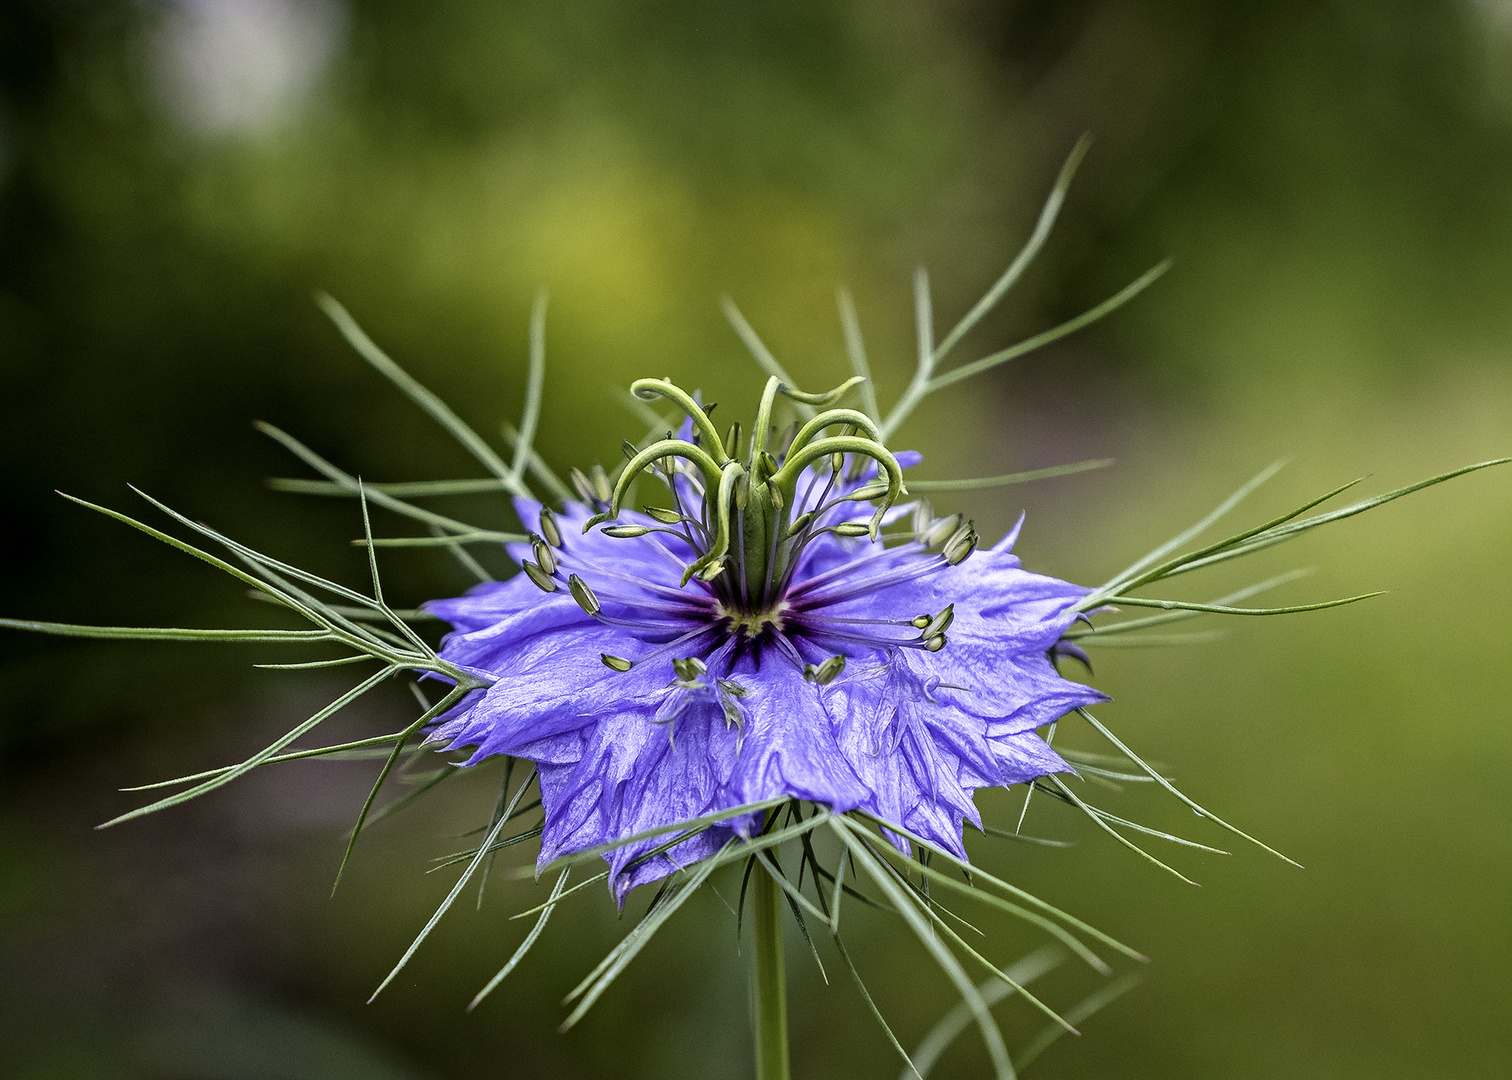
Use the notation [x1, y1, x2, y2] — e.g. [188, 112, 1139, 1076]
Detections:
[923, 604, 954, 637]
[910, 614, 931, 629]
[530, 534, 558, 575]
[539, 507, 563, 548]
[601, 653, 634, 672]
[696, 559, 727, 582]
[849, 480, 890, 501]
[942, 523, 978, 565]
[672, 657, 707, 683]
[717, 678, 749, 698]
[644, 506, 683, 525]
[757, 451, 779, 479]
[589, 464, 613, 504]
[723, 422, 742, 460]
[603, 525, 652, 538]
[924, 634, 947, 652]
[785, 512, 814, 539]
[804, 655, 847, 685]
[774, 421, 799, 458]
[832, 522, 871, 537]
[522, 561, 557, 593]
[568, 574, 601, 616]
[622, 439, 638, 460]
[569, 467, 596, 504]
[923, 513, 963, 547]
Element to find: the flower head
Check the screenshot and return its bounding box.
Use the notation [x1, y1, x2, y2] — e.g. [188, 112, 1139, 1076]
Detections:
[428, 376, 1105, 900]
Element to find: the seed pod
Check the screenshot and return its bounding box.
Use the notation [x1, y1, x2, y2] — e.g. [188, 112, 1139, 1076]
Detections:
[522, 561, 557, 593]
[568, 574, 600, 616]
[600, 654, 634, 672]
[673, 657, 708, 682]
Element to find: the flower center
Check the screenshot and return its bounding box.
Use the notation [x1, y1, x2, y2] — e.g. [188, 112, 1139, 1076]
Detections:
[516, 375, 979, 672]
[585, 374, 907, 615]
[720, 602, 787, 640]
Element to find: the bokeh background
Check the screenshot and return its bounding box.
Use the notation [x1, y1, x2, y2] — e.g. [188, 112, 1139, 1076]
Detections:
[3, 2, 1510, 1077]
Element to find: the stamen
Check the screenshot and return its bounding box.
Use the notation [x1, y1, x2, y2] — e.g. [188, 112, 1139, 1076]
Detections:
[531, 534, 558, 575]
[803, 655, 847, 685]
[523, 561, 557, 592]
[568, 574, 601, 616]
[601, 653, 634, 672]
[539, 508, 563, 548]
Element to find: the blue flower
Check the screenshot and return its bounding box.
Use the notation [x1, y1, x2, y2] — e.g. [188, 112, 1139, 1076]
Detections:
[427, 377, 1105, 901]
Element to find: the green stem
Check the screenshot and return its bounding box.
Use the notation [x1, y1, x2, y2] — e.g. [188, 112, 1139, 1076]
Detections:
[750, 868, 791, 1080]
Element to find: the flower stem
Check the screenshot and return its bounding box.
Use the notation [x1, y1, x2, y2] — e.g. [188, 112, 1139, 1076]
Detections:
[749, 868, 790, 1080]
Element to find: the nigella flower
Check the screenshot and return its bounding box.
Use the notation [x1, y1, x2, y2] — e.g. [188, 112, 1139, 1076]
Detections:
[427, 375, 1106, 901]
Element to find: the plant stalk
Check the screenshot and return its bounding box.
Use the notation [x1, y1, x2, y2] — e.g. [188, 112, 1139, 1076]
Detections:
[749, 868, 790, 1080]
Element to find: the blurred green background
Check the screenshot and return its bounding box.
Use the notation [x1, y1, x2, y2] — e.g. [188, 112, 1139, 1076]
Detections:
[2, 1, 1510, 1077]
